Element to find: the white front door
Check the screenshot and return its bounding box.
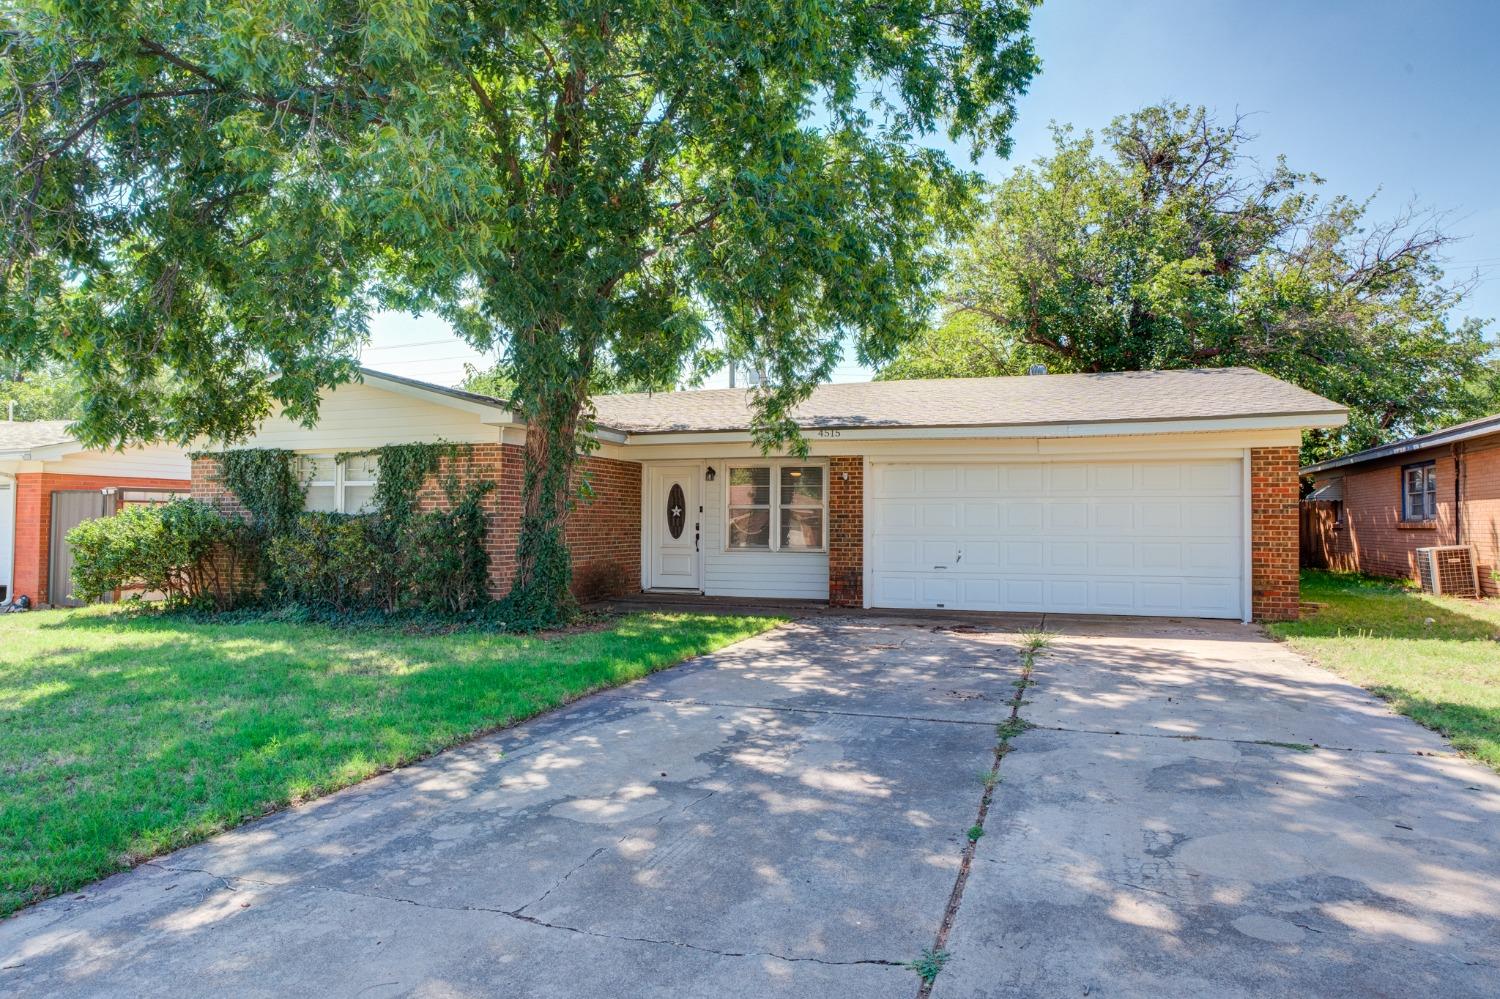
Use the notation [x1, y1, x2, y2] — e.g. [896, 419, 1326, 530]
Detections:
[869, 459, 1244, 619]
[647, 465, 701, 590]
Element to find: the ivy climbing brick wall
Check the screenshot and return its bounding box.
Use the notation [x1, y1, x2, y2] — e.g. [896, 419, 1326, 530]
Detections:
[192, 445, 641, 603]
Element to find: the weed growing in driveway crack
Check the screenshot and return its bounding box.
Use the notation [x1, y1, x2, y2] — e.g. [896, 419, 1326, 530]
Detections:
[908, 947, 950, 984]
[966, 825, 985, 842]
[996, 717, 1032, 740]
[1256, 740, 1315, 752]
[976, 768, 1001, 789]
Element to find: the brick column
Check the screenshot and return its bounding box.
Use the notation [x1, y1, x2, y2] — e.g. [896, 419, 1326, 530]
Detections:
[828, 456, 864, 607]
[12, 473, 45, 605]
[1251, 446, 1300, 621]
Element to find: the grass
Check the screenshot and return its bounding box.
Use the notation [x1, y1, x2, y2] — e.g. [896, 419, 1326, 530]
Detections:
[0, 605, 780, 917]
[1269, 570, 1500, 770]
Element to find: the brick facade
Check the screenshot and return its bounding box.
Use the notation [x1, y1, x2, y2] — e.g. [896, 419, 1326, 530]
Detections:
[827, 456, 864, 607]
[1250, 446, 1301, 621]
[192, 445, 641, 603]
[567, 454, 643, 600]
[12, 472, 191, 606]
[1310, 436, 1500, 596]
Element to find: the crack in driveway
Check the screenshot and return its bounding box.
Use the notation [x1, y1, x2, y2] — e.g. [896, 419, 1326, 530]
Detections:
[142, 861, 905, 970]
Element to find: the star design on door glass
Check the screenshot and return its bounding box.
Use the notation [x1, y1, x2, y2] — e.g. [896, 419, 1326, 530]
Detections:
[671, 504, 683, 519]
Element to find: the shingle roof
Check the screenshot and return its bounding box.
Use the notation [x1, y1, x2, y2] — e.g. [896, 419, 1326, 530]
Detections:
[590, 367, 1345, 435]
[0, 420, 75, 452]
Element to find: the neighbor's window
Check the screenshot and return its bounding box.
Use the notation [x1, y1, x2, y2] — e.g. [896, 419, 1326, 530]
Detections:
[1401, 461, 1437, 522]
[299, 453, 380, 515]
[725, 463, 826, 551]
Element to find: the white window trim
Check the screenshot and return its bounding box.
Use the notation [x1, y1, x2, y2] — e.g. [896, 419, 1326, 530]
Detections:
[722, 459, 829, 554]
[299, 453, 380, 515]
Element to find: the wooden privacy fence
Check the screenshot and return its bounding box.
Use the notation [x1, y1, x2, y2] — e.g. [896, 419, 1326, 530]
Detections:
[1299, 500, 1340, 569]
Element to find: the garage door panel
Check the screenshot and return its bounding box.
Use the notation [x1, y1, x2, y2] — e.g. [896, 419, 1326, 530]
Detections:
[1049, 465, 1089, 492]
[1183, 498, 1237, 532]
[1094, 504, 1134, 531]
[1047, 502, 1090, 530]
[963, 466, 1001, 493]
[1048, 541, 1089, 569]
[1139, 464, 1183, 491]
[1046, 579, 1090, 610]
[1092, 465, 1136, 492]
[964, 541, 1002, 569]
[871, 460, 1243, 619]
[1006, 541, 1043, 568]
[964, 502, 1001, 530]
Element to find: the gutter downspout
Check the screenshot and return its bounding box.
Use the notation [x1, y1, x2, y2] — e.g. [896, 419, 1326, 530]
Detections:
[1455, 442, 1464, 546]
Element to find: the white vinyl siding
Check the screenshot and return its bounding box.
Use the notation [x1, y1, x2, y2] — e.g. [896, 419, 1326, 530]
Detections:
[242, 381, 501, 450]
[702, 469, 829, 599]
[869, 459, 1244, 619]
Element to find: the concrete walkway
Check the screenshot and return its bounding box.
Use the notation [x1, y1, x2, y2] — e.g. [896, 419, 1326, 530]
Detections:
[3, 616, 1498, 997]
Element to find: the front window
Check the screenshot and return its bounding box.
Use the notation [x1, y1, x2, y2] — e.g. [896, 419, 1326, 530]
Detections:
[1401, 462, 1436, 522]
[779, 465, 824, 550]
[299, 453, 380, 514]
[727, 466, 771, 549]
[726, 463, 826, 551]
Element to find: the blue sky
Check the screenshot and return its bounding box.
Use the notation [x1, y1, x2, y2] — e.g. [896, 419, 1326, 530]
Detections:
[361, 0, 1500, 387]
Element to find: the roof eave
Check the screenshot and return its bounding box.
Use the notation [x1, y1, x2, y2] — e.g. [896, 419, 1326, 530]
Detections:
[616, 410, 1347, 444]
[1301, 415, 1500, 475]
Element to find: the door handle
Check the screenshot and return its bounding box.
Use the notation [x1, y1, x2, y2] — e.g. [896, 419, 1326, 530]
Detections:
[695, 523, 700, 552]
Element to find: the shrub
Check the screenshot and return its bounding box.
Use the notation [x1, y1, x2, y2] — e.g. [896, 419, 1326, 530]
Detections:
[400, 491, 490, 614]
[67, 500, 257, 608]
[265, 513, 397, 613]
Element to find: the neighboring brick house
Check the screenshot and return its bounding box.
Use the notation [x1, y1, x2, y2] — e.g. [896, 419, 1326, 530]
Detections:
[1301, 414, 1500, 595]
[193, 367, 1344, 621]
[0, 422, 190, 607]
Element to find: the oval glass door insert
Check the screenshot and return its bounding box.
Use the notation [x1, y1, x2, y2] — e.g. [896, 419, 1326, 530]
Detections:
[666, 483, 686, 539]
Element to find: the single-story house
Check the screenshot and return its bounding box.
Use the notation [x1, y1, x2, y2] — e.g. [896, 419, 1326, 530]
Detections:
[193, 365, 1345, 622]
[0, 422, 191, 606]
[1300, 413, 1500, 595]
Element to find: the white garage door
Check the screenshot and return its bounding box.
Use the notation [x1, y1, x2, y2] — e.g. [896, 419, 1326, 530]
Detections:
[869, 460, 1244, 619]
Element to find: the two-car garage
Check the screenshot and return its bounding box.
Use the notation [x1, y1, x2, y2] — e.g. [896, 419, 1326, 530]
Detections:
[867, 458, 1246, 620]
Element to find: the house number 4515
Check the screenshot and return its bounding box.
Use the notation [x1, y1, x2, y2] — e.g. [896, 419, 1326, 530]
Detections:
[817, 429, 842, 438]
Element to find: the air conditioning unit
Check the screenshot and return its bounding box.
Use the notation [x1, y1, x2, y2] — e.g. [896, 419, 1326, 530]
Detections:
[1415, 546, 1480, 598]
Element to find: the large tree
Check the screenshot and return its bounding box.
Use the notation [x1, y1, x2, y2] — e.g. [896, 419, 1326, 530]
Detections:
[879, 104, 1494, 463]
[0, 360, 82, 421]
[1, 0, 1039, 619]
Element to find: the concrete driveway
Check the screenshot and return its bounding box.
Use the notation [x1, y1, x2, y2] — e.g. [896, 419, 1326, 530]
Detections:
[3, 616, 1498, 998]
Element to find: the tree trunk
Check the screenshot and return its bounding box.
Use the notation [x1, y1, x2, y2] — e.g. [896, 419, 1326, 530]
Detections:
[506, 383, 587, 627]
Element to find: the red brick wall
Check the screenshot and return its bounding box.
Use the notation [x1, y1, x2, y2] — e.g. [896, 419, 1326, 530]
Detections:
[12, 472, 191, 606]
[1321, 451, 1457, 581]
[190, 445, 641, 604]
[1459, 439, 1500, 596]
[1251, 446, 1300, 621]
[828, 456, 863, 607]
[1317, 438, 1500, 595]
[566, 454, 642, 600]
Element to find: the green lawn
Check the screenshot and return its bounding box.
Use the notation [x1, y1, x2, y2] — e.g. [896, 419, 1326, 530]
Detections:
[1270, 570, 1500, 771]
[0, 606, 779, 916]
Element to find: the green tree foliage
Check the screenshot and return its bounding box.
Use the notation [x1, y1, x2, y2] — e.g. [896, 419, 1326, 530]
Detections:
[879, 104, 1495, 463]
[0, 361, 81, 421]
[2, 0, 1039, 616]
